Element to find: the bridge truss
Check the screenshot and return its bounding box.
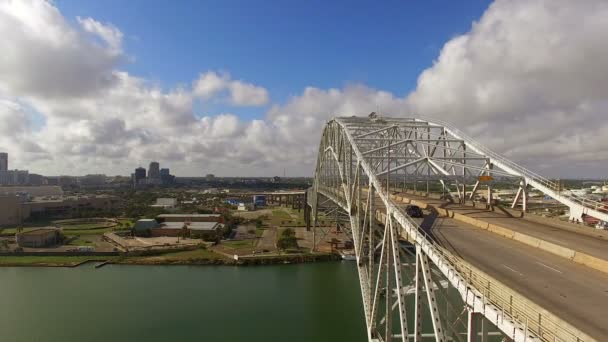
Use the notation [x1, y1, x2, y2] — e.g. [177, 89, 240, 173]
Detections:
[308, 116, 594, 342]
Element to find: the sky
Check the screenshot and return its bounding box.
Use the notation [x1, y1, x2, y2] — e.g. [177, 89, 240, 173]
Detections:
[0, 0, 607, 178]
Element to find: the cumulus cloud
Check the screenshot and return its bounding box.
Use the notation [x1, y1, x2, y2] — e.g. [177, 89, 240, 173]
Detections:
[407, 0, 608, 177]
[0, 0, 121, 99]
[1, 0, 607, 178]
[77, 16, 123, 54]
[193, 71, 269, 106]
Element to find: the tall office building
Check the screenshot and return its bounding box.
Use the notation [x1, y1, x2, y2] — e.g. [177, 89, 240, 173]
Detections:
[159, 168, 174, 185]
[134, 167, 146, 184]
[148, 162, 160, 179]
[0, 153, 7, 171]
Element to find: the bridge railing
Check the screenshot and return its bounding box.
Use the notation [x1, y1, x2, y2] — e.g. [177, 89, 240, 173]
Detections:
[564, 193, 608, 214]
[392, 203, 591, 342]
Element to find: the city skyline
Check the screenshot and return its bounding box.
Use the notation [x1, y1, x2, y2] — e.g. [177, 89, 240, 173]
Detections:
[0, 1, 607, 178]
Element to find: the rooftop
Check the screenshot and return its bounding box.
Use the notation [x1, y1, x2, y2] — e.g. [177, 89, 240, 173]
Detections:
[157, 214, 220, 218]
[159, 222, 221, 231]
[17, 228, 60, 236]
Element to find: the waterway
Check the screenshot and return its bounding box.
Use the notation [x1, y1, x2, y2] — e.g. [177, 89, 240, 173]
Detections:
[0, 262, 367, 342]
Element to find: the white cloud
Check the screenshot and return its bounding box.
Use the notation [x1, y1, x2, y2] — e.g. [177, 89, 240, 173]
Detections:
[1, 0, 607, 178]
[193, 71, 229, 100]
[0, 0, 121, 99]
[193, 71, 269, 106]
[407, 0, 608, 177]
[77, 16, 123, 54]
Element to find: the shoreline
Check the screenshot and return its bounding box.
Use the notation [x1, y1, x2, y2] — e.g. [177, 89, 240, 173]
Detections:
[0, 252, 342, 268]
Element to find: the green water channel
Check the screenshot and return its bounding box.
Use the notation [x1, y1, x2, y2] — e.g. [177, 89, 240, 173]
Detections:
[0, 262, 366, 342]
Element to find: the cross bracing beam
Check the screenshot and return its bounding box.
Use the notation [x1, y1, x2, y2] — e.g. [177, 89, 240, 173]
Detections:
[310, 115, 596, 342]
[415, 117, 608, 223]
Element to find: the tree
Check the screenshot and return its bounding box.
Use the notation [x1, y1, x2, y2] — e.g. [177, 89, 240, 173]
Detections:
[277, 235, 298, 250]
[281, 228, 295, 238]
[277, 228, 298, 250]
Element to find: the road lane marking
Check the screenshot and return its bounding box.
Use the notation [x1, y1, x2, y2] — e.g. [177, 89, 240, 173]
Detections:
[502, 264, 524, 276]
[535, 261, 562, 274]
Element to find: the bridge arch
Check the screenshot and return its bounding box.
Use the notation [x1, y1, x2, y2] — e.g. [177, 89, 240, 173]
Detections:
[307, 116, 594, 342]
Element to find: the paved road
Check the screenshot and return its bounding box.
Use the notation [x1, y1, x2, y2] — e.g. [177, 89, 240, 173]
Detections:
[428, 215, 608, 341]
[257, 228, 276, 250]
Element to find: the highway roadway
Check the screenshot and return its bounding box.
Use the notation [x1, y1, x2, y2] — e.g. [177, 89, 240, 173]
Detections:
[421, 213, 608, 341]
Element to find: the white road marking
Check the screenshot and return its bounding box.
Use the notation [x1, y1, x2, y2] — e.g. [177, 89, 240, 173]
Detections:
[535, 261, 562, 274]
[502, 264, 523, 276]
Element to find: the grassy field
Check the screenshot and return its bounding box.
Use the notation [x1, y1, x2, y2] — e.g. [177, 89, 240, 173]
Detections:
[60, 222, 114, 230]
[266, 207, 306, 226]
[255, 228, 265, 238]
[158, 248, 224, 260]
[63, 227, 116, 236]
[128, 248, 225, 262]
[0, 256, 116, 266]
[223, 240, 256, 249]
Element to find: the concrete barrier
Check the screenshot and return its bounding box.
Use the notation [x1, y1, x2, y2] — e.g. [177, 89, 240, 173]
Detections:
[435, 207, 451, 217]
[538, 240, 576, 260]
[572, 252, 608, 274]
[411, 200, 428, 209]
[453, 212, 490, 230]
[524, 214, 608, 241]
[487, 224, 515, 239]
[512, 232, 541, 248]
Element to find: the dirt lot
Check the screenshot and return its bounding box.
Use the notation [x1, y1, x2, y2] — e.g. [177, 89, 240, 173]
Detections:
[232, 209, 273, 219]
[104, 233, 203, 251]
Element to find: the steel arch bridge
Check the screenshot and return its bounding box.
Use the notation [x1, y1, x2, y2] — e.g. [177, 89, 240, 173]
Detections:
[307, 116, 598, 342]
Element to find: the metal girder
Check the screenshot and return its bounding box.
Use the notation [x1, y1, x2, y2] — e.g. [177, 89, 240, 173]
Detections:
[309, 115, 594, 342]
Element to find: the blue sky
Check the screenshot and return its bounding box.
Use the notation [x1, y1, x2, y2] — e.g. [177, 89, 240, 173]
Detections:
[56, 0, 491, 120]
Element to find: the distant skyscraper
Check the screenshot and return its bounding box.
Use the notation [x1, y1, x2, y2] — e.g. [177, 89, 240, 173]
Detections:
[148, 162, 160, 179]
[160, 168, 170, 176]
[134, 167, 146, 184]
[0, 153, 7, 172]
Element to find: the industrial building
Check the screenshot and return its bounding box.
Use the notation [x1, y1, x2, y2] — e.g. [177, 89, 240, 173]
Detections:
[0, 195, 24, 225]
[16, 228, 62, 248]
[0, 185, 64, 198]
[156, 214, 222, 223]
[151, 198, 178, 209]
[133, 215, 223, 240]
[0, 191, 120, 225]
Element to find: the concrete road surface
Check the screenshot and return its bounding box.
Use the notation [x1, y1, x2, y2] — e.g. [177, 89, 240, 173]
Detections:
[429, 215, 608, 340]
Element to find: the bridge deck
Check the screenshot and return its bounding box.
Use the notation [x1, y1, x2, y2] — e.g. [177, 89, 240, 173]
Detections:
[397, 192, 608, 262]
[363, 193, 608, 340]
[421, 213, 608, 341]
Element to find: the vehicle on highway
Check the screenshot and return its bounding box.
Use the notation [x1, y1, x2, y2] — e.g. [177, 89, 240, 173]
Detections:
[405, 205, 423, 218]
